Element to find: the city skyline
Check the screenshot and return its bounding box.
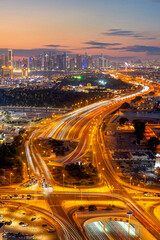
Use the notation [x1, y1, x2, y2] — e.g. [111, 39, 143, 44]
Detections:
[0, 0, 160, 59]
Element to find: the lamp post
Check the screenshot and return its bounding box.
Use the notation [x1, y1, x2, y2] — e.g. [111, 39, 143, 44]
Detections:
[143, 174, 146, 187]
[63, 174, 65, 191]
[126, 212, 133, 240]
[10, 172, 13, 185]
[99, 173, 102, 182]
[21, 151, 24, 159]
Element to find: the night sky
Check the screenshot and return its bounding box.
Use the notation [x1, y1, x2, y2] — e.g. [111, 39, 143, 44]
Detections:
[0, 0, 160, 58]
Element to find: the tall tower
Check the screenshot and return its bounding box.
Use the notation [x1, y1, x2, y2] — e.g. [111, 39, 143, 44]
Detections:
[22, 64, 28, 78]
[76, 55, 82, 70]
[8, 49, 13, 67]
[125, 62, 128, 72]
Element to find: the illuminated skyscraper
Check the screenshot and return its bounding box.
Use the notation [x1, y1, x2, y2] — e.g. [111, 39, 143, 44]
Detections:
[8, 49, 13, 67]
[1, 54, 6, 66]
[57, 53, 67, 70]
[76, 55, 82, 70]
[2, 66, 13, 78]
[70, 58, 75, 71]
[44, 53, 49, 71]
[83, 53, 88, 69]
[22, 64, 28, 78]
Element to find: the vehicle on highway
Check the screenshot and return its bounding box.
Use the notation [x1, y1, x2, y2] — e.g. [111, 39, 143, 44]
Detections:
[42, 224, 47, 227]
[22, 223, 28, 227]
[47, 227, 56, 232]
[5, 221, 12, 226]
[19, 222, 24, 225]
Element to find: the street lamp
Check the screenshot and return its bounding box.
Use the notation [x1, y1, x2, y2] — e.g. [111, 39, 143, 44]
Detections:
[10, 172, 13, 185]
[63, 174, 65, 190]
[99, 173, 102, 182]
[21, 151, 24, 159]
[126, 212, 133, 240]
[143, 174, 146, 187]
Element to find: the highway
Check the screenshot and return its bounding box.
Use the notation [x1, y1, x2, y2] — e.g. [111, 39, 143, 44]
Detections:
[85, 221, 140, 240]
[2, 79, 159, 239]
[23, 81, 160, 239]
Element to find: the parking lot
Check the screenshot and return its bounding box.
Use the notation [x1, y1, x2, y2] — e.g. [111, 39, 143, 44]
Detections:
[0, 205, 58, 240]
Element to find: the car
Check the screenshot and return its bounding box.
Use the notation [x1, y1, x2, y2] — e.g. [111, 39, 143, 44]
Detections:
[143, 192, 148, 196]
[5, 221, 12, 226]
[47, 227, 56, 233]
[42, 224, 47, 227]
[27, 194, 32, 198]
[22, 223, 28, 227]
[19, 222, 24, 225]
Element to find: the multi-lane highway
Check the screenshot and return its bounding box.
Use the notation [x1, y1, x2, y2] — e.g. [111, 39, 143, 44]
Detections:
[2, 79, 160, 239]
[85, 221, 139, 240]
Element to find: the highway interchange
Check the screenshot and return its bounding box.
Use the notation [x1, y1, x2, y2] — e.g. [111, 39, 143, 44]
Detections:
[1, 80, 160, 240]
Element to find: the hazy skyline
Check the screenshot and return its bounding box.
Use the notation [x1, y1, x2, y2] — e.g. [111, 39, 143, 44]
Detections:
[0, 0, 160, 59]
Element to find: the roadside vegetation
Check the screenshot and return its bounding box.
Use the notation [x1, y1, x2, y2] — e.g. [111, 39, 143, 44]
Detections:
[0, 130, 28, 186]
[53, 163, 100, 186]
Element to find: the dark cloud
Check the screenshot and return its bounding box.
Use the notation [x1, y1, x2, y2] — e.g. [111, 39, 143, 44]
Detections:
[43, 44, 62, 48]
[110, 45, 160, 55]
[102, 29, 156, 40]
[0, 48, 71, 57]
[43, 44, 68, 48]
[83, 41, 121, 46]
[83, 46, 106, 50]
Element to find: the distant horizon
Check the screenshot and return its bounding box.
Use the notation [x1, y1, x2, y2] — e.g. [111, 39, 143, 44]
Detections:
[0, 48, 159, 62]
[0, 0, 160, 60]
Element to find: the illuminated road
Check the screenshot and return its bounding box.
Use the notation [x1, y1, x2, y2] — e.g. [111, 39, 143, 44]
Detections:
[23, 81, 159, 239]
[85, 221, 140, 240]
[4, 79, 159, 239]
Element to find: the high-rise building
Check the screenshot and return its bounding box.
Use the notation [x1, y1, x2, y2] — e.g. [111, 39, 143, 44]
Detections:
[88, 55, 93, 69]
[8, 49, 13, 67]
[14, 59, 22, 70]
[70, 58, 75, 71]
[22, 64, 28, 78]
[2, 66, 13, 78]
[62, 52, 67, 70]
[99, 53, 104, 69]
[48, 53, 55, 70]
[76, 55, 82, 70]
[44, 53, 49, 71]
[83, 53, 88, 69]
[57, 53, 67, 70]
[29, 57, 34, 71]
[1, 54, 6, 66]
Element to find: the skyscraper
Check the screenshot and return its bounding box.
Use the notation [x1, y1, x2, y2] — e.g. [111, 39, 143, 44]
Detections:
[8, 49, 13, 67]
[76, 55, 82, 70]
[70, 58, 75, 71]
[44, 53, 49, 71]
